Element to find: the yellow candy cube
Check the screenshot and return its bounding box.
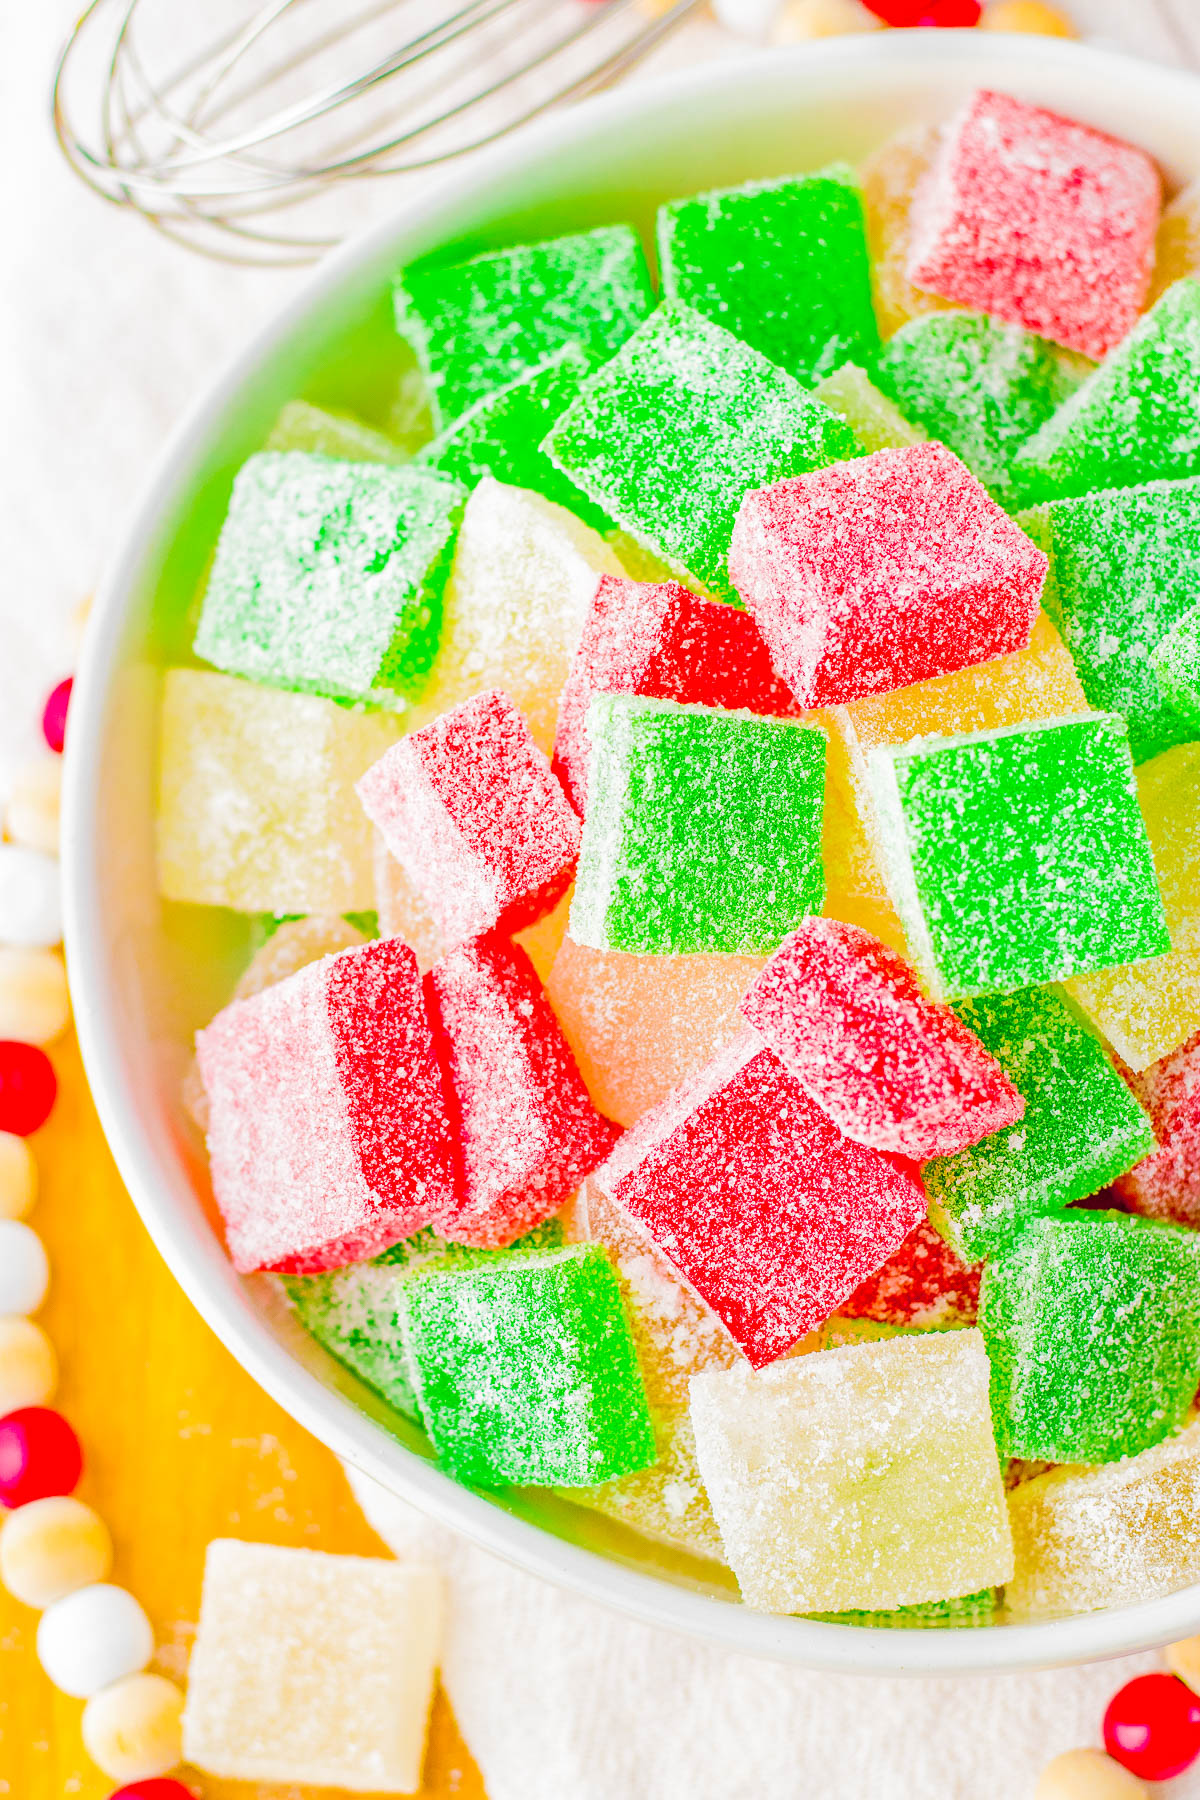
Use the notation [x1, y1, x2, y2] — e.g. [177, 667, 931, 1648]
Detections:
[1151, 176, 1200, 304]
[861, 127, 960, 341]
[812, 363, 927, 455]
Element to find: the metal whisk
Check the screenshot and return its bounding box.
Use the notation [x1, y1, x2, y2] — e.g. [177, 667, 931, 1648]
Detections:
[52, 0, 703, 266]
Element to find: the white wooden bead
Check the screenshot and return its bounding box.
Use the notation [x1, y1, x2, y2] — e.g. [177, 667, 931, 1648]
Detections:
[0, 948, 71, 1046]
[0, 1315, 57, 1412]
[1035, 1748, 1149, 1800]
[0, 1496, 111, 1608]
[0, 1219, 50, 1314]
[4, 758, 62, 857]
[711, 0, 785, 40]
[0, 1132, 37, 1220]
[771, 0, 882, 39]
[82, 1672, 185, 1782]
[0, 846, 63, 949]
[37, 1583, 154, 1697]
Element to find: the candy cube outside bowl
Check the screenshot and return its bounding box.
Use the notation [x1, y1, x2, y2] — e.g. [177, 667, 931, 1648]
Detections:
[64, 32, 1200, 1675]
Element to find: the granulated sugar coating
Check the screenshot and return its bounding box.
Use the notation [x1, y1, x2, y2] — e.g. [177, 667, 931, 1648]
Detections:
[688, 1330, 1013, 1613]
[811, 362, 927, 455]
[197, 937, 457, 1273]
[1019, 474, 1200, 764]
[1006, 1420, 1200, 1620]
[357, 689, 581, 949]
[424, 934, 619, 1248]
[740, 920, 1023, 1160]
[181, 1539, 442, 1789]
[1115, 1029, 1200, 1228]
[1065, 948, 1200, 1076]
[838, 1216, 981, 1329]
[874, 312, 1086, 506]
[545, 938, 764, 1127]
[157, 669, 401, 914]
[595, 1030, 926, 1367]
[1154, 600, 1200, 730]
[861, 125, 960, 340]
[1013, 278, 1200, 501]
[192, 452, 465, 709]
[553, 574, 802, 815]
[923, 987, 1156, 1263]
[866, 712, 1170, 999]
[410, 476, 624, 755]
[542, 302, 861, 604]
[980, 1212, 1200, 1465]
[398, 1243, 656, 1486]
[393, 224, 654, 429]
[729, 443, 1046, 707]
[570, 695, 827, 955]
[906, 89, 1160, 360]
[656, 164, 880, 385]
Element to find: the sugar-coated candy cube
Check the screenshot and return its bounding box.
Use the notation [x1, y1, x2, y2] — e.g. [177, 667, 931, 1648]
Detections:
[399, 1243, 656, 1485]
[181, 1539, 442, 1791]
[265, 400, 406, 464]
[861, 125, 960, 339]
[393, 224, 654, 428]
[157, 670, 400, 914]
[810, 363, 927, 455]
[1136, 743, 1200, 954]
[546, 938, 764, 1127]
[372, 837, 572, 981]
[568, 1406, 726, 1565]
[656, 164, 879, 384]
[810, 1589, 996, 1631]
[838, 1216, 981, 1329]
[1154, 600, 1200, 729]
[196, 937, 455, 1272]
[1006, 1418, 1200, 1619]
[873, 313, 1086, 505]
[1114, 1029, 1200, 1228]
[1065, 951, 1200, 1077]
[543, 302, 861, 605]
[923, 987, 1155, 1262]
[689, 1331, 1013, 1612]
[1151, 176, 1200, 302]
[570, 695, 826, 956]
[730, 443, 1046, 707]
[741, 920, 1023, 1159]
[1013, 280, 1200, 502]
[867, 712, 1170, 999]
[1019, 474, 1200, 764]
[980, 1213, 1200, 1464]
[906, 88, 1160, 359]
[553, 574, 802, 814]
[423, 934, 618, 1248]
[414, 346, 606, 528]
[357, 689, 581, 949]
[595, 1029, 927, 1366]
[409, 477, 624, 755]
[192, 453, 464, 709]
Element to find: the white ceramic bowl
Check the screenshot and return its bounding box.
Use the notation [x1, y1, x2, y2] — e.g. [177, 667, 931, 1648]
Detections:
[65, 30, 1200, 1674]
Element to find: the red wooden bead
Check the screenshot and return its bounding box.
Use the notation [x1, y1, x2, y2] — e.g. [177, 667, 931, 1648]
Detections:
[922, 0, 982, 21]
[41, 677, 73, 755]
[0, 1041, 57, 1136]
[1104, 1673, 1200, 1782]
[862, 0, 927, 20]
[109, 1782, 197, 1800]
[0, 1406, 83, 1508]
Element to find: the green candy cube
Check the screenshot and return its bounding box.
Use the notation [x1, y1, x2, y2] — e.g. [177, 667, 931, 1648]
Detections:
[570, 694, 827, 955]
[656, 164, 880, 386]
[415, 345, 606, 529]
[543, 302, 861, 604]
[1019, 474, 1200, 764]
[867, 712, 1170, 999]
[1012, 278, 1200, 502]
[809, 1589, 996, 1630]
[874, 313, 1086, 507]
[398, 1244, 656, 1487]
[193, 452, 465, 710]
[1154, 599, 1200, 729]
[980, 1213, 1200, 1464]
[925, 988, 1156, 1263]
[393, 224, 654, 429]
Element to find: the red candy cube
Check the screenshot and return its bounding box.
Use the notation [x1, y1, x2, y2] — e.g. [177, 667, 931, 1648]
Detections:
[553, 575, 802, 814]
[1114, 1027, 1200, 1227]
[425, 933, 620, 1249]
[740, 919, 1024, 1159]
[197, 937, 457, 1272]
[906, 88, 1161, 360]
[595, 1030, 927, 1367]
[839, 1216, 982, 1329]
[729, 443, 1045, 707]
[357, 689, 582, 949]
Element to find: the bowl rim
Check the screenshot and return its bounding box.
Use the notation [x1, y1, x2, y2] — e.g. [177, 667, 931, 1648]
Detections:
[64, 27, 1200, 1675]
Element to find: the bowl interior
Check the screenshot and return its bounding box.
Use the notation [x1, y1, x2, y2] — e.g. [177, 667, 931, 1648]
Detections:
[66, 32, 1200, 1673]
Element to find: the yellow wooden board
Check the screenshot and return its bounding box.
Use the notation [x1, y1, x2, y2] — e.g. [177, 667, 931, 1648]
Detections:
[0, 1034, 487, 1800]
